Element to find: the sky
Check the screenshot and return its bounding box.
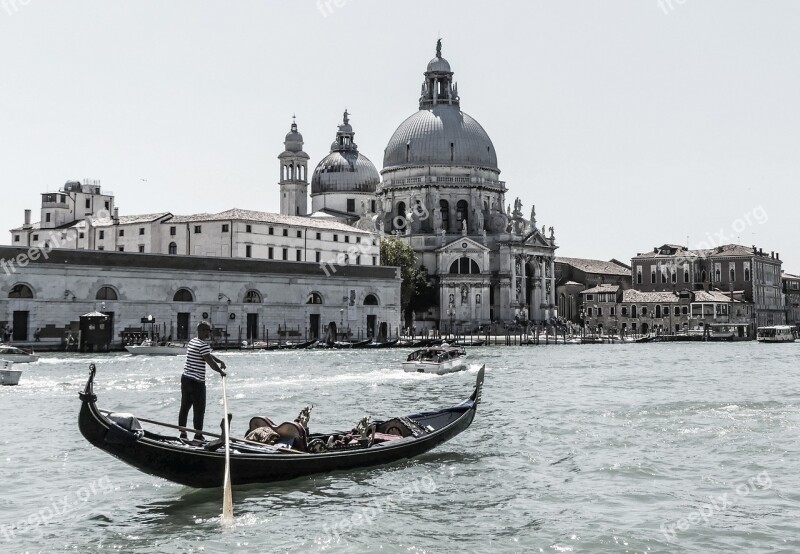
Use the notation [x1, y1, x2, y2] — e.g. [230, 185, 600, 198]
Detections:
[1, 0, 799, 271]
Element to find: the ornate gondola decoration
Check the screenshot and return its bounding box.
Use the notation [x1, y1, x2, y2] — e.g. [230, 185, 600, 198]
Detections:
[78, 364, 484, 488]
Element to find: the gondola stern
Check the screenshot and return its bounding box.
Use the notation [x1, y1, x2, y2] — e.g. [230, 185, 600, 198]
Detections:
[469, 365, 485, 407]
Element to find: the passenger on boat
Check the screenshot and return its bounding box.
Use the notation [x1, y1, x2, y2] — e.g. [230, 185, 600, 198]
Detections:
[178, 321, 227, 441]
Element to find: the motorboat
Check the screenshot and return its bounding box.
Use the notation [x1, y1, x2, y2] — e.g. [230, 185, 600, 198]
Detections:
[757, 325, 797, 343]
[403, 346, 468, 375]
[125, 339, 187, 356]
[78, 364, 484, 488]
[0, 359, 22, 386]
[0, 344, 39, 363]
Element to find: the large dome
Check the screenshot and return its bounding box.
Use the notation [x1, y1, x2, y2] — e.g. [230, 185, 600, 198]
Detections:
[311, 151, 380, 194]
[383, 105, 498, 171]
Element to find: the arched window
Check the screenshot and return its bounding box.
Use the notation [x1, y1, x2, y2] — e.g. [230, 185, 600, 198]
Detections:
[8, 284, 33, 299]
[244, 290, 262, 303]
[701, 270, 707, 282]
[394, 202, 406, 231]
[306, 292, 323, 305]
[364, 294, 379, 306]
[744, 268, 751, 281]
[440, 200, 449, 231]
[456, 200, 468, 229]
[449, 257, 480, 274]
[96, 286, 118, 301]
[621, 306, 628, 317]
[168, 242, 177, 255]
[655, 305, 662, 318]
[173, 288, 194, 302]
[631, 305, 638, 318]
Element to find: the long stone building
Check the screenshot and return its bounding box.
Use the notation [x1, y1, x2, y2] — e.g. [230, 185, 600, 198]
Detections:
[0, 246, 399, 346]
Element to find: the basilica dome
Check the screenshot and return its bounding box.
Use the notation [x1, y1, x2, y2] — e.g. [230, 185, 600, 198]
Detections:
[383, 106, 497, 171]
[311, 111, 379, 195]
[382, 41, 498, 173]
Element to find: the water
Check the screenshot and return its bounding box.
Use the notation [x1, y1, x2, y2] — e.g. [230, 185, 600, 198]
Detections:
[1, 344, 799, 553]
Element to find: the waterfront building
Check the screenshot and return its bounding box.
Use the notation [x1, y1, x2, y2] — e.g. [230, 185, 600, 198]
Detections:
[580, 287, 751, 336]
[0, 246, 399, 347]
[631, 244, 784, 327]
[783, 272, 800, 328]
[554, 257, 632, 323]
[375, 41, 558, 329]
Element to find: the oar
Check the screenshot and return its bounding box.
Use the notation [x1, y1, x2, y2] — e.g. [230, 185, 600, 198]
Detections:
[221, 375, 234, 524]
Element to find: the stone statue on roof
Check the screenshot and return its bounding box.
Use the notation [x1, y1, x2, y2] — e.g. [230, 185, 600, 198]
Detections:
[436, 38, 442, 58]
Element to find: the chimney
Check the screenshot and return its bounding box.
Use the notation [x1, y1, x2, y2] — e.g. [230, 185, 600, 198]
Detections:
[113, 207, 119, 223]
[776, 253, 780, 261]
[759, 248, 763, 256]
[771, 251, 774, 259]
[23, 209, 31, 228]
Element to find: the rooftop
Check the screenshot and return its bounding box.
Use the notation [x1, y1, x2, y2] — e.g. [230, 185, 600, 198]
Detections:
[581, 284, 620, 295]
[555, 257, 630, 276]
[167, 209, 373, 234]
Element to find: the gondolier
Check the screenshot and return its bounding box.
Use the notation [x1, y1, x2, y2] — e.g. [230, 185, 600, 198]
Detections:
[178, 321, 226, 440]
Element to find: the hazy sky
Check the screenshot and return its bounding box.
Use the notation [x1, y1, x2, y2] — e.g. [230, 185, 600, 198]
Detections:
[2, 1, 799, 271]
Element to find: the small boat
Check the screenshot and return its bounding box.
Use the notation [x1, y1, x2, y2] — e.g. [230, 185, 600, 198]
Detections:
[0, 360, 22, 386]
[403, 346, 468, 375]
[0, 344, 39, 363]
[125, 339, 187, 356]
[278, 340, 315, 350]
[78, 364, 484, 488]
[364, 339, 400, 349]
[330, 340, 372, 349]
[757, 325, 797, 343]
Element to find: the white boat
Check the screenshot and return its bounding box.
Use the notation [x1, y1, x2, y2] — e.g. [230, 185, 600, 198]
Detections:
[403, 346, 467, 375]
[0, 359, 22, 386]
[0, 344, 39, 363]
[757, 325, 797, 343]
[125, 339, 187, 356]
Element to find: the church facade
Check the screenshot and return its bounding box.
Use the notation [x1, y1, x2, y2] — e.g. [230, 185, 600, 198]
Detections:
[373, 42, 558, 328]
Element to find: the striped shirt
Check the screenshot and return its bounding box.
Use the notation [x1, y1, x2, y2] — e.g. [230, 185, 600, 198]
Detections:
[183, 338, 212, 382]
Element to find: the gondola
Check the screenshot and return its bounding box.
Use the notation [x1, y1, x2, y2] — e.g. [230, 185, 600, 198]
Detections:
[364, 339, 400, 349]
[78, 364, 484, 488]
[278, 340, 315, 350]
[330, 339, 371, 349]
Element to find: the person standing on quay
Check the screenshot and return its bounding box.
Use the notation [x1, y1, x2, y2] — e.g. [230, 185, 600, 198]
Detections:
[178, 321, 226, 441]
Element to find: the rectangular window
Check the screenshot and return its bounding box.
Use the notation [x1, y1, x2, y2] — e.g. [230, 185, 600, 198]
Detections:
[119, 229, 125, 237]
[356, 255, 361, 265]
[138, 245, 145, 253]
[346, 199, 356, 213]
[32, 234, 38, 241]
[296, 250, 302, 261]
[268, 247, 274, 260]
[99, 230, 105, 240]
[586, 294, 594, 301]
[45, 213, 51, 223]
[104, 201, 110, 210]
[297, 230, 302, 238]
[221, 224, 229, 233]
[194, 225, 202, 234]
[13, 235, 19, 242]
[246, 224, 252, 233]
[316, 232, 321, 240]
[246, 245, 252, 258]
[597, 307, 603, 316]
[282, 229, 288, 237]
[333, 234, 339, 242]
[282, 248, 288, 261]
[170, 226, 177, 236]
[345, 236, 350, 243]
[610, 306, 616, 316]
[315, 251, 321, 263]
[118, 246, 124, 252]
[587, 307, 593, 316]
[79, 232, 84, 239]
[268, 227, 274, 235]
[372, 256, 377, 265]
[85, 198, 91, 209]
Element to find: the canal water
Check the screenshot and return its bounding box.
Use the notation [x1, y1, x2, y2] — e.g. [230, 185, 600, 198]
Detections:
[1, 344, 798, 553]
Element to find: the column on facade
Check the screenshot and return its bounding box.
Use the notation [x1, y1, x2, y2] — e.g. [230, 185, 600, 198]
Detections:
[510, 253, 517, 305]
[549, 257, 556, 310]
[539, 257, 546, 310]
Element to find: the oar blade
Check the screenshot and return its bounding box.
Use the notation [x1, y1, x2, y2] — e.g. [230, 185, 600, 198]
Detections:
[221, 376, 234, 525]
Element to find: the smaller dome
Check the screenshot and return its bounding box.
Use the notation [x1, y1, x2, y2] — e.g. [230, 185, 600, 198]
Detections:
[311, 152, 380, 195]
[427, 56, 451, 73]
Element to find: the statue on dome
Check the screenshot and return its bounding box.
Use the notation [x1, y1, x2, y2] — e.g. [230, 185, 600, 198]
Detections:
[530, 205, 536, 226]
[436, 38, 442, 58]
[343, 109, 349, 125]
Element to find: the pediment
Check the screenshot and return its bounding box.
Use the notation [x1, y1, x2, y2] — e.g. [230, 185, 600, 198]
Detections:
[436, 237, 491, 254]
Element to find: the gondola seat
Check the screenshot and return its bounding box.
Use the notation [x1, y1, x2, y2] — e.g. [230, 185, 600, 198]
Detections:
[247, 416, 308, 452]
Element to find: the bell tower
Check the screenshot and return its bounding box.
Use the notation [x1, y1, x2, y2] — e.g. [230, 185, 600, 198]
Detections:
[278, 117, 310, 216]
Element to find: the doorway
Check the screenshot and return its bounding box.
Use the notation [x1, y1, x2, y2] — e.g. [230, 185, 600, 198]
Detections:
[177, 313, 190, 340]
[246, 313, 259, 341]
[366, 315, 377, 339]
[309, 314, 320, 340]
[12, 311, 29, 341]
